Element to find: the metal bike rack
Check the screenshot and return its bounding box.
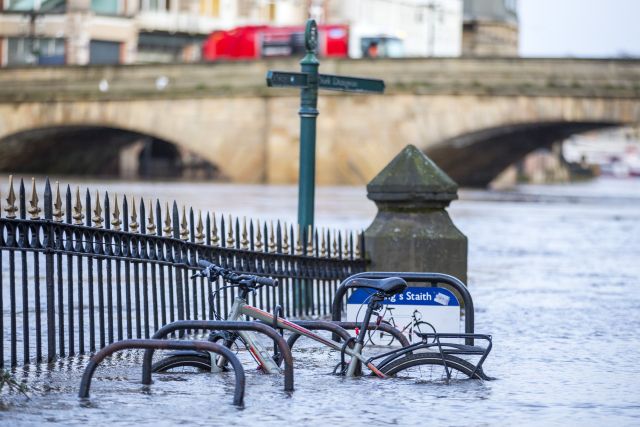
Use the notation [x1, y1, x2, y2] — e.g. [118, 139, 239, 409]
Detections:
[331, 272, 476, 345]
[141, 320, 294, 392]
[78, 339, 245, 406]
[333, 321, 410, 348]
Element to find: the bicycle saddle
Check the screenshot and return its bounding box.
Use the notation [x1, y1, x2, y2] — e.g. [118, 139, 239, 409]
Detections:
[344, 277, 407, 296]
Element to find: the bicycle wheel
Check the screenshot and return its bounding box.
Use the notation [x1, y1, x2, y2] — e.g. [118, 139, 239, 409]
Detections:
[410, 321, 437, 343]
[367, 321, 396, 346]
[152, 354, 212, 373]
[379, 352, 485, 381]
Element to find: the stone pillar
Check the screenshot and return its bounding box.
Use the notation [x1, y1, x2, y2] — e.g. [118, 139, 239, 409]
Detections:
[364, 144, 468, 282]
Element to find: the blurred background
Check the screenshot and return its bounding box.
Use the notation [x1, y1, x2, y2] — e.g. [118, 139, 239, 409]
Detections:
[0, 0, 639, 188]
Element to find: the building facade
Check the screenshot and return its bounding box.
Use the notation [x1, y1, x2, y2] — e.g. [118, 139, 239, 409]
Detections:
[462, 0, 518, 57]
[323, 0, 463, 58]
[0, 0, 306, 66]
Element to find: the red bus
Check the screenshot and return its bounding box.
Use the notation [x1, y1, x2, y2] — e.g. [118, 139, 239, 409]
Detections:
[202, 24, 349, 61]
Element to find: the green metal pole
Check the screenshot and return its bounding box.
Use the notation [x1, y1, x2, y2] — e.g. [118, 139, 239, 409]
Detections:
[298, 20, 319, 233]
[298, 20, 319, 314]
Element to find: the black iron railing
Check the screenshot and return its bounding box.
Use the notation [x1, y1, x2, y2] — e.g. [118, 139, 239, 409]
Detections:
[0, 176, 366, 368]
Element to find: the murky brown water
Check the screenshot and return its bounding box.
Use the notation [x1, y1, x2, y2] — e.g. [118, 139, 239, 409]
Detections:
[1, 177, 640, 426]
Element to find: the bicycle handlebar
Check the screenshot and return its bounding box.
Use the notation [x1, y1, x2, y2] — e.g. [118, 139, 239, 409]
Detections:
[195, 259, 279, 289]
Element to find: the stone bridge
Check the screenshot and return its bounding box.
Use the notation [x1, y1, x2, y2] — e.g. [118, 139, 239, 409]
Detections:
[1, 57, 639, 186]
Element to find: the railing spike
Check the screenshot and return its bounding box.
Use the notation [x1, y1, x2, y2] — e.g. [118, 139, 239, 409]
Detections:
[130, 196, 139, 233]
[155, 200, 162, 236]
[306, 225, 313, 254]
[5, 175, 17, 219]
[220, 214, 226, 247]
[355, 231, 362, 259]
[172, 201, 180, 240]
[344, 230, 350, 258]
[295, 224, 303, 255]
[163, 202, 171, 236]
[255, 219, 263, 251]
[122, 196, 129, 231]
[241, 217, 249, 249]
[72, 187, 84, 225]
[44, 178, 52, 220]
[146, 200, 156, 235]
[205, 211, 211, 245]
[28, 177, 41, 219]
[189, 207, 195, 243]
[332, 230, 339, 259]
[180, 206, 189, 241]
[195, 210, 205, 244]
[111, 194, 122, 231]
[92, 190, 103, 228]
[53, 181, 63, 222]
[211, 212, 220, 246]
[249, 219, 255, 251]
[282, 222, 290, 253]
[276, 220, 282, 253]
[235, 216, 241, 249]
[19, 178, 26, 220]
[268, 221, 276, 253]
[320, 227, 327, 257]
[226, 214, 234, 247]
[103, 191, 111, 230]
[84, 188, 91, 226]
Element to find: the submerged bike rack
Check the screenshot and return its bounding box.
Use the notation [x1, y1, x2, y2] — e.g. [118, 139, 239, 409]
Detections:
[78, 339, 245, 406]
[141, 320, 294, 392]
[332, 272, 476, 345]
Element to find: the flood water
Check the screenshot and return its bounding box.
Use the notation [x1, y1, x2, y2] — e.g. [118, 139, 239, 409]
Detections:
[1, 177, 640, 426]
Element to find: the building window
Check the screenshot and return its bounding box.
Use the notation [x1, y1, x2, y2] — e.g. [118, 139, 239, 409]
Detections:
[5, 0, 35, 11]
[268, 2, 276, 21]
[89, 40, 121, 64]
[7, 37, 65, 65]
[5, 0, 66, 11]
[237, 0, 252, 18]
[91, 0, 120, 14]
[199, 0, 219, 17]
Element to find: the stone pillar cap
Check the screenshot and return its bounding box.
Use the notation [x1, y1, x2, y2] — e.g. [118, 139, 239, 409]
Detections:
[367, 144, 458, 204]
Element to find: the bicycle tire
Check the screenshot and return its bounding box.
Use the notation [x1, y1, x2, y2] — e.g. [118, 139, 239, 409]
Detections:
[410, 321, 437, 343]
[152, 354, 212, 373]
[379, 352, 485, 380]
[367, 321, 396, 346]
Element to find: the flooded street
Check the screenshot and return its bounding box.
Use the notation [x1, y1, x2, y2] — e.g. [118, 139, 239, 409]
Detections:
[1, 177, 640, 426]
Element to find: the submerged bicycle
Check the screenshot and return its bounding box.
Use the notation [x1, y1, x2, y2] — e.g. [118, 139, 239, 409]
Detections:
[153, 260, 493, 381]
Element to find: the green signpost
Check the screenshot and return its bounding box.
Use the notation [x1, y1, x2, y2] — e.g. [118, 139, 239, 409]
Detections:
[266, 19, 385, 235]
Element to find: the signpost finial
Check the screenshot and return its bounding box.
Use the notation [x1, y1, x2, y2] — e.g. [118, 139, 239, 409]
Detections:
[305, 19, 318, 52]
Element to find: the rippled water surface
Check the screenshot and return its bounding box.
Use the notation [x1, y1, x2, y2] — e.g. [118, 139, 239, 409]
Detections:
[1, 177, 639, 426]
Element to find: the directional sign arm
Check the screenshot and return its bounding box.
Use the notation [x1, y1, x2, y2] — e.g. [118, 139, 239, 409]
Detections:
[318, 74, 385, 94]
[266, 71, 309, 88]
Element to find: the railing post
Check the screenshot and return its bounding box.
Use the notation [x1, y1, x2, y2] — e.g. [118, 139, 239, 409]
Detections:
[172, 202, 184, 321]
[43, 179, 56, 363]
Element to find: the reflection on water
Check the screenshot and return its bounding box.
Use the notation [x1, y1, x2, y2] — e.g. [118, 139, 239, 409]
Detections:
[1, 177, 640, 426]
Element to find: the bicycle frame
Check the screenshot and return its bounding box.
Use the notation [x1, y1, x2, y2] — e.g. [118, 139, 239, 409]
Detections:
[219, 295, 386, 377]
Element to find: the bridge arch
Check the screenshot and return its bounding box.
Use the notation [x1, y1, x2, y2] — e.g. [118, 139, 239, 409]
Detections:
[0, 125, 220, 179]
[424, 121, 623, 187]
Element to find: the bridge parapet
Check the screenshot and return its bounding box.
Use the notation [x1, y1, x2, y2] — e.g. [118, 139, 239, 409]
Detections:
[1, 57, 640, 103]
